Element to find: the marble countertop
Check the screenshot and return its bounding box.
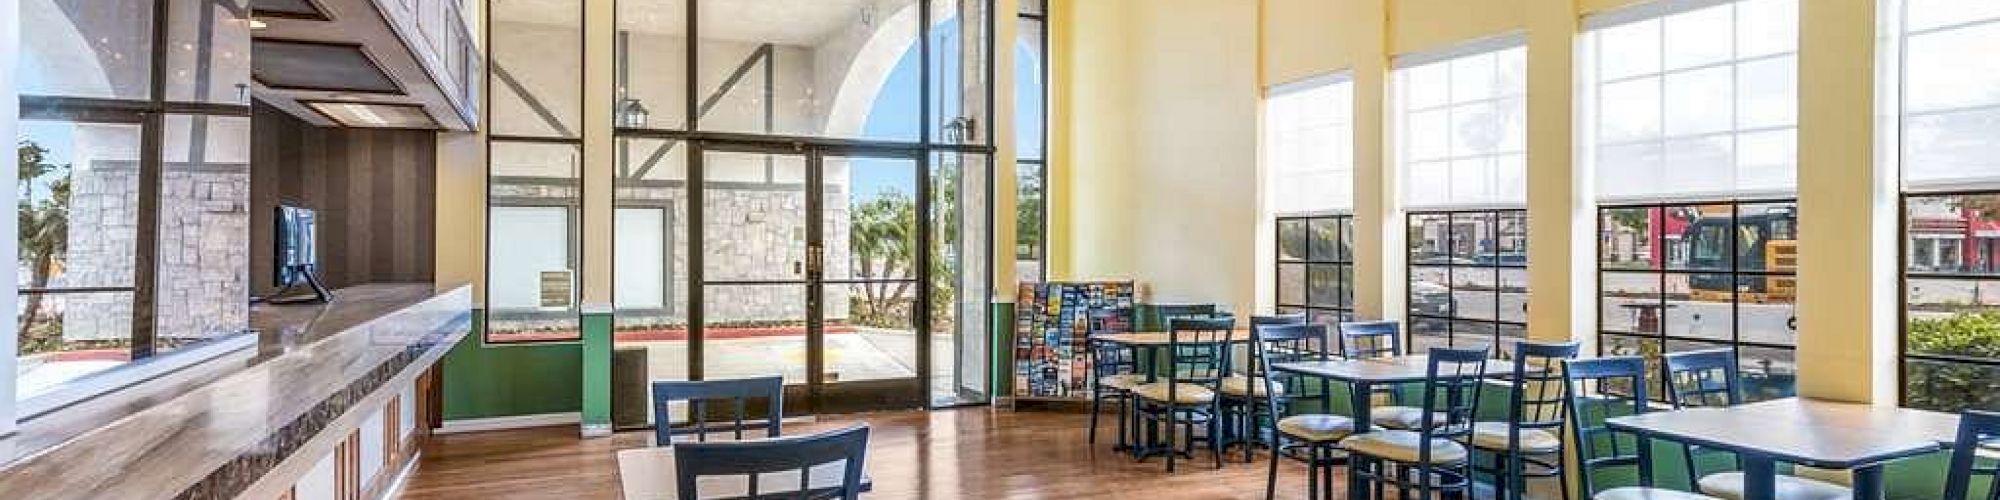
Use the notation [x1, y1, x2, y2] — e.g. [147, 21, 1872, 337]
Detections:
[0, 282, 473, 499]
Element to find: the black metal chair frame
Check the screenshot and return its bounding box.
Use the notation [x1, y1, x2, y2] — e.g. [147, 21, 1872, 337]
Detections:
[1339, 321, 1410, 425]
[1347, 346, 1487, 500]
[1135, 316, 1236, 472]
[1663, 348, 1744, 488]
[651, 376, 785, 447]
[1251, 323, 1341, 500]
[673, 424, 870, 500]
[1563, 356, 1665, 497]
[1944, 410, 2000, 500]
[1221, 313, 1311, 461]
[1471, 340, 1578, 500]
[1088, 324, 1142, 450]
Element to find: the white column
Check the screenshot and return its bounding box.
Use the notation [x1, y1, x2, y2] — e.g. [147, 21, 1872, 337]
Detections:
[1796, 0, 1896, 404]
[1524, 0, 1592, 345]
[1, 0, 20, 436]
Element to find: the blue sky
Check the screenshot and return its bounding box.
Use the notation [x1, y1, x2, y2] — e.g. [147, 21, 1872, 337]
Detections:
[848, 19, 1045, 205]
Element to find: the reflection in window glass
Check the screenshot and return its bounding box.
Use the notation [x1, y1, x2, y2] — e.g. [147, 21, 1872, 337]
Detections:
[165, 0, 252, 104]
[492, 0, 583, 138]
[16, 121, 145, 399]
[488, 142, 582, 342]
[157, 115, 252, 352]
[18, 0, 155, 99]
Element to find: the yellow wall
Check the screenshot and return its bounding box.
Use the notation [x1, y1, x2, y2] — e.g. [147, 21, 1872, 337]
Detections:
[1053, 0, 1896, 403]
[1055, 0, 1262, 315]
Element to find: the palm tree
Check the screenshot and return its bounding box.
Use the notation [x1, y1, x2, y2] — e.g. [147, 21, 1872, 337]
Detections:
[849, 190, 916, 326]
[18, 140, 73, 348]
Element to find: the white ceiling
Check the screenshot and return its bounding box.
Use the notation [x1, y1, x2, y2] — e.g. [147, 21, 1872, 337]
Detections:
[493, 0, 893, 46]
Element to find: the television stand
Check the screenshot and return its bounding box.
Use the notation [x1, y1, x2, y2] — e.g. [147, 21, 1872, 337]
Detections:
[265, 265, 334, 304]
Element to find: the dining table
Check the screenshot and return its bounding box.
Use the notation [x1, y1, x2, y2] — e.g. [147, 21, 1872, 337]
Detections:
[1270, 355, 1508, 500]
[1605, 397, 1961, 500]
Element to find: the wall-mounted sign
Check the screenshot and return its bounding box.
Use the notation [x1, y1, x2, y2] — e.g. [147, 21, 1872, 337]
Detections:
[540, 270, 573, 308]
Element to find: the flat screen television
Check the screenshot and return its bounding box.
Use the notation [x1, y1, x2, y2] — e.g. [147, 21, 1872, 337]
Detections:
[271, 203, 331, 303]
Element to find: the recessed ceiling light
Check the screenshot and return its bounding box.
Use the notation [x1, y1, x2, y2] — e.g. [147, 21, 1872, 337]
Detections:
[303, 101, 439, 129]
[250, 19, 269, 30]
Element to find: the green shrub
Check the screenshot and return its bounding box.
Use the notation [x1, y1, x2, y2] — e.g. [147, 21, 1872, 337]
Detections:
[1906, 312, 2000, 412]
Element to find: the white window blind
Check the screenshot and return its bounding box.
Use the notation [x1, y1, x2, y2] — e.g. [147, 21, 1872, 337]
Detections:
[1266, 73, 1355, 215]
[1893, 0, 2000, 190]
[1582, 0, 1799, 203]
[1396, 43, 1528, 209]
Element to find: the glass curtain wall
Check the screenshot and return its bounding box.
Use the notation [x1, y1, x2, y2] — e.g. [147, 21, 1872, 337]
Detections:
[1583, 0, 1800, 401]
[1395, 42, 1529, 356]
[1888, 0, 2000, 412]
[15, 0, 254, 402]
[607, 0, 995, 418]
[487, 0, 584, 342]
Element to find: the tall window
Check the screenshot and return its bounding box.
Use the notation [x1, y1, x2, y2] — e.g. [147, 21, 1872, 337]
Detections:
[1890, 0, 2000, 412]
[1267, 74, 1354, 325]
[1395, 42, 1529, 355]
[486, 0, 584, 343]
[15, 0, 254, 402]
[1016, 0, 1048, 283]
[1584, 0, 1800, 402]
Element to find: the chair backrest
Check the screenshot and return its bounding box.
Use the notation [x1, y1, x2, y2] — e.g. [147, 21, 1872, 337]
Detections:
[651, 376, 785, 447]
[1155, 303, 1220, 327]
[1944, 410, 2000, 500]
[674, 424, 870, 500]
[1251, 313, 1308, 329]
[1252, 324, 1331, 404]
[1506, 340, 1581, 434]
[1338, 320, 1402, 359]
[1417, 346, 1489, 458]
[1563, 356, 1654, 495]
[1663, 348, 1741, 408]
[1089, 328, 1139, 382]
[1166, 316, 1237, 383]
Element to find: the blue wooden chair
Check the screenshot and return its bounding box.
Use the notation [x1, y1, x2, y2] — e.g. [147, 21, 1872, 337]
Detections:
[1340, 346, 1488, 500]
[1664, 349, 1848, 500]
[651, 376, 785, 447]
[1471, 340, 1579, 500]
[1252, 323, 1353, 500]
[673, 424, 870, 500]
[1563, 356, 1715, 500]
[1944, 410, 2000, 500]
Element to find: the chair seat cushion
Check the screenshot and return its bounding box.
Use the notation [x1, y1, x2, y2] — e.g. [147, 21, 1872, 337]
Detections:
[1468, 421, 1562, 453]
[1369, 406, 1444, 429]
[1100, 373, 1147, 390]
[1276, 414, 1360, 442]
[1696, 472, 1851, 500]
[1595, 487, 1721, 500]
[1132, 382, 1216, 405]
[1219, 376, 1283, 397]
[1338, 430, 1468, 464]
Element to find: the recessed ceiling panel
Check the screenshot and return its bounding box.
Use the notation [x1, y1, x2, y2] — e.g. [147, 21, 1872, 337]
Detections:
[253, 39, 402, 94]
[303, 101, 439, 129]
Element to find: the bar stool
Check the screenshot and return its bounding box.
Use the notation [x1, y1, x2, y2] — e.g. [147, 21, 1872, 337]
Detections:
[1469, 340, 1579, 500]
[1252, 323, 1355, 500]
[1338, 321, 1431, 430]
[1133, 316, 1235, 472]
[1664, 349, 1849, 500]
[1563, 356, 1719, 500]
[1339, 346, 1487, 500]
[1221, 313, 1309, 461]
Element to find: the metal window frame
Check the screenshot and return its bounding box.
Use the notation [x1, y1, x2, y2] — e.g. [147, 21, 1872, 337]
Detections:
[1897, 191, 2000, 411]
[1404, 208, 1531, 355]
[1274, 214, 1357, 323]
[16, 0, 253, 365]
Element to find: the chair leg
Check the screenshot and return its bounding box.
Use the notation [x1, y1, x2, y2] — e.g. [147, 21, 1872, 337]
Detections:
[1165, 406, 1177, 473]
[1116, 395, 1130, 450]
[1265, 438, 1281, 500]
[1089, 387, 1103, 444]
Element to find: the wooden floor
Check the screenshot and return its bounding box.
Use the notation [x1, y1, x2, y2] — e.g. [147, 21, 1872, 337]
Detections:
[397, 407, 1350, 499]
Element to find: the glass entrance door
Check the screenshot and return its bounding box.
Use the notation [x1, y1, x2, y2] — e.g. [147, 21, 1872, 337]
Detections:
[695, 144, 926, 414]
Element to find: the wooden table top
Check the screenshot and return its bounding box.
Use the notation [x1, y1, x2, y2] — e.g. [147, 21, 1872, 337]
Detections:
[1093, 329, 1257, 346]
[616, 446, 871, 500]
[1271, 356, 1509, 384]
[1605, 398, 1961, 469]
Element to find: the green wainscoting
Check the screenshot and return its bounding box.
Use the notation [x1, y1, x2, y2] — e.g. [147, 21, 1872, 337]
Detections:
[441, 310, 584, 420]
[579, 309, 614, 433]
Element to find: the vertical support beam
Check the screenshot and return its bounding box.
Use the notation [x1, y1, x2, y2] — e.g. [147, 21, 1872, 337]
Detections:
[994, 0, 1019, 298]
[1525, 0, 1589, 345]
[1796, 0, 1895, 404]
[579, 0, 617, 436]
[0, 0, 21, 437]
[1349, 0, 1398, 321]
